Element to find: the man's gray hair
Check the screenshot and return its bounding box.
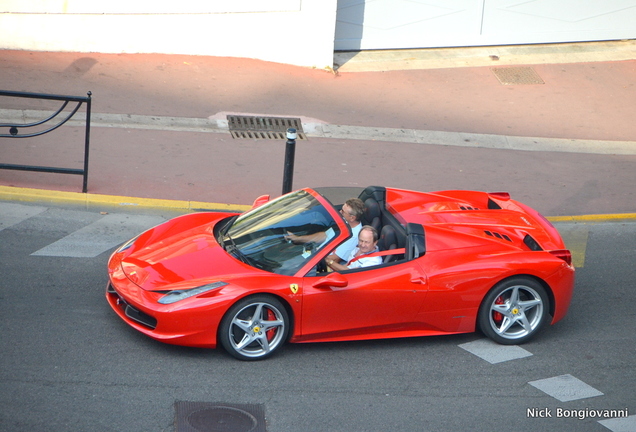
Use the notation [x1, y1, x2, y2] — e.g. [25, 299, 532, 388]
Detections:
[360, 225, 378, 242]
[345, 198, 365, 221]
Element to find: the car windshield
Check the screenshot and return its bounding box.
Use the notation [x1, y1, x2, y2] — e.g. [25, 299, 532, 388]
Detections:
[222, 190, 341, 275]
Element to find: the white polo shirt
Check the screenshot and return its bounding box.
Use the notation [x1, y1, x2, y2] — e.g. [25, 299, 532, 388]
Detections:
[346, 246, 382, 269]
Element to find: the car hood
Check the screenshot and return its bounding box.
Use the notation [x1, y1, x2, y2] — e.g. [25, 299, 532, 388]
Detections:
[115, 212, 255, 291]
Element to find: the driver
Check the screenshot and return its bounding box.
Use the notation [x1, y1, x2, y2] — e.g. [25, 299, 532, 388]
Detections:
[285, 198, 365, 261]
[326, 225, 382, 271]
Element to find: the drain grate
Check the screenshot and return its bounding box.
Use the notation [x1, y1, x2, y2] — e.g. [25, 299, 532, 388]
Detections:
[230, 130, 302, 140]
[491, 67, 545, 85]
[175, 401, 267, 432]
[227, 115, 306, 140]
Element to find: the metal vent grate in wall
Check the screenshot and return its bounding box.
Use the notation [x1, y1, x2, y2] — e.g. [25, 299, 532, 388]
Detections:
[227, 115, 306, 140]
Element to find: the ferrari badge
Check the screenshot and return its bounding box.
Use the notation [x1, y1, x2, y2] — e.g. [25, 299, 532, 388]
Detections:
[290, 284, 299, 294]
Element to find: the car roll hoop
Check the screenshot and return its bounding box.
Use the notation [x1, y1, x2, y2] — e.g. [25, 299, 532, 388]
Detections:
[406, 223, 425, 260]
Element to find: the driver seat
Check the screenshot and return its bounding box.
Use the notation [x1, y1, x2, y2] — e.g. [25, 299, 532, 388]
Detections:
[363, 198, 382, 231]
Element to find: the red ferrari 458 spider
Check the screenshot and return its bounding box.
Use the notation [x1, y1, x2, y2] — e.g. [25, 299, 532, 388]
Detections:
[106, 186, 574, 360]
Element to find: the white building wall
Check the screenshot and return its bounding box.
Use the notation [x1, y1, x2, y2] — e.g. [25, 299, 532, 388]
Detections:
[0, 0, 338, 69]
[335, 0, 636, 51]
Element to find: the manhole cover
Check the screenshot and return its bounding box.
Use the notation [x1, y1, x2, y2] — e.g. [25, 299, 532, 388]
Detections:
[491, 67, 545, 85]
[227, 115, 306, 140]
[175, 402, 266, 432]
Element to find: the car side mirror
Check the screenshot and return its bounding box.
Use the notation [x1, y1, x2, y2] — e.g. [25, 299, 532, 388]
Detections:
[251, 194, 270, 209]
[313, 272, 348, 289]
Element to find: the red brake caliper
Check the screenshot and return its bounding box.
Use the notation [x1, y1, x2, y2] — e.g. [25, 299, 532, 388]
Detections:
[266, 308, 276, 341]
[493, 295, 504, 324]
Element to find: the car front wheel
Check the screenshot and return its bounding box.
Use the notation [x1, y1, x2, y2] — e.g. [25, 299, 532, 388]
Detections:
[219, 295, 289, 360]
[478, 277, 551, 345]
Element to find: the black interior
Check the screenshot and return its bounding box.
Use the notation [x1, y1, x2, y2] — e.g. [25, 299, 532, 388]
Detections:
[357, 186, 425, 263]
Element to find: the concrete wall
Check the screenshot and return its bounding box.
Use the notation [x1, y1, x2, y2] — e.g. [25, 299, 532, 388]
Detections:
[0, 0, 338, 69]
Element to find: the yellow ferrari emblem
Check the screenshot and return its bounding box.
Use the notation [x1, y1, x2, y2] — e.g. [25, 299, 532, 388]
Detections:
[290, 284, 299, 294]
[512, 308, 519, 315]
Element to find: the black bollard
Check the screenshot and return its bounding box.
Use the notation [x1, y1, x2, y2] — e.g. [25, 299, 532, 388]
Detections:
[282, 128, 297, 194]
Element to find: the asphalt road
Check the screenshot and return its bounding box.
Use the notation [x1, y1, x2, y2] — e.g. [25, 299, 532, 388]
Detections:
[0, 201, 634, 432]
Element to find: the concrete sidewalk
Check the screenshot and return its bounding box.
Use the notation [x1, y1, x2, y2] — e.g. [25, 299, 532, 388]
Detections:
[335, 39, 636, 72]
[1, 44, 635, 217]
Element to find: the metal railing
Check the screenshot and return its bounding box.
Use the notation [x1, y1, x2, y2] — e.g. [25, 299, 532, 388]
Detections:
[0, 90, 92, 192]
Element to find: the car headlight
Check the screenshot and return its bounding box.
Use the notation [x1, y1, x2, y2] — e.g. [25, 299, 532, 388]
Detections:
[157, 282, 228, 305]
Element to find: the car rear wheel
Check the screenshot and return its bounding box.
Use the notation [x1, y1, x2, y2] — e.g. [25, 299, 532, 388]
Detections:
[478, 277, 550, 345]
[219, 295, 289, 361]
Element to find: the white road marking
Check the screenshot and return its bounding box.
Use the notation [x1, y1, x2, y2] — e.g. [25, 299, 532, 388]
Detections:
[0, 202, 47, 231]
[31, 213, 165, 257]
[599, 414, 636, 432]
[459, 338, 533, 364]
[528, 374, 603, 402]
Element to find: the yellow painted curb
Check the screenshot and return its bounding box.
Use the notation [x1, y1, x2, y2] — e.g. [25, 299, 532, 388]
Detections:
[0, 186, 250, 212]
[547, 213, 636, 222]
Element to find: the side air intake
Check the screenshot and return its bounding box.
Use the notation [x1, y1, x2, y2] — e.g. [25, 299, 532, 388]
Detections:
[523, 234, 543, 251]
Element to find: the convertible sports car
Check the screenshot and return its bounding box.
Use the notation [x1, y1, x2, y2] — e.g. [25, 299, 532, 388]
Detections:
[106, 186, 574, 360]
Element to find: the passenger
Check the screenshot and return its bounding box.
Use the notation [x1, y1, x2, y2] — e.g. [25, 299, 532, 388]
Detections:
[285, 198, 365, 261]
[327, 225, 382, 271]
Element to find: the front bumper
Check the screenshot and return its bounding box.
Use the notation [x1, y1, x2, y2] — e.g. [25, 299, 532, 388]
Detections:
[107, 282, 157, 329]
[105, 273, 227, 349]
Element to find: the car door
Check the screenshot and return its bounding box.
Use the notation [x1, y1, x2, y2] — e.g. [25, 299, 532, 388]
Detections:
[299, 261, 428, 342]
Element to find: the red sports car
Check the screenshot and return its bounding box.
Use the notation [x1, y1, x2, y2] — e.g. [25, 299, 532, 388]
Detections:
[106, 186, 574, 360]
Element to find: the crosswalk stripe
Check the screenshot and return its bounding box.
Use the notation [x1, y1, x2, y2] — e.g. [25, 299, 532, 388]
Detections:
[459, 339, 533, 364]
[528, 374, 603, 402]
[598, 415, 636, 432]
[31, 213, 165, 258]
[0, 202, 47, 231]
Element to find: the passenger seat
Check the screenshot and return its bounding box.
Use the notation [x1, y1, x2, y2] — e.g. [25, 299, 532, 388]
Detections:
[377, 225, 400, 263]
